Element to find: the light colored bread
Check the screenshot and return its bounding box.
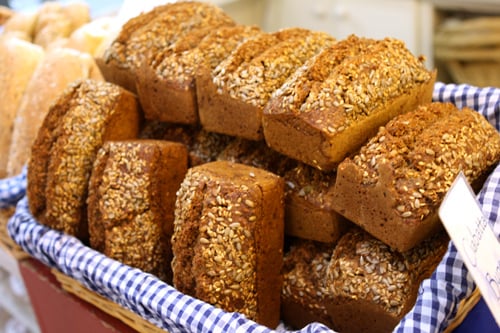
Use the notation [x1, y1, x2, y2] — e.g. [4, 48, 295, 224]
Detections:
[87, 140, 188, 282]
[27, 79, 140, 240]
[198, 28, 335, 140]
[332, 102, 500, 251]
[2, 11, 38, 40]
[172, 160, 285, 328]
[262, 36, 436, 171]
[0, 5, 13, 25]
[7, 47, 103, 177]
[0, 36, 44, 178]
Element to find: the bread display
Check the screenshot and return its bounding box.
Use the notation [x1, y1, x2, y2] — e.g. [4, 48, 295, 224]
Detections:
[262, 35, 436, 171]
[27, 79, 140, 240]
[171, 160, 285, 327]
[284, 163, 351, 244]
[325, 228, 448, 333]
[7, 47, 103, 177]
[332, 102, 500, 251]
[137, 25, 261, 124]
[87, 140, 188, 282]
[0, 35, 44, 179]
[97, 1, 235, 93]
[198, 28, 335, 140]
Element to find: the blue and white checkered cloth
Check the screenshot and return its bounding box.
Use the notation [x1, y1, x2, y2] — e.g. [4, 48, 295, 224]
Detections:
[2, 82, 499, 333]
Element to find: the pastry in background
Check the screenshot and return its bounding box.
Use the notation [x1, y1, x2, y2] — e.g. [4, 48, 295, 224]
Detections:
[0, 36, 44, 178]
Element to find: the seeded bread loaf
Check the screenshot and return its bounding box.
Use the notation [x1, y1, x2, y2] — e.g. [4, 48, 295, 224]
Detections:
[87, 140, 188, 282]
[198, 28, 335, 140]
[172, 160, 285, 328]
[7, 47, 103, 177]
[0, 36, 44, 179]
[284, 163, 351, 244]
[262, 36, 436, 171]
[27, 79, 140, 240]
[325, 228, 448, 333]
[332, 102, 500, 251]
[97, 1, 235, 93]
[281, 239, 335, 329]
[137, 25, 261, 124]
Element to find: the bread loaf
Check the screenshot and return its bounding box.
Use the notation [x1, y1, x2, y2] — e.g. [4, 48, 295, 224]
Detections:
[172, 160, 285, 328]
[262, 36, 436, 171]
[87, 140, 188, 282]
[284, 163, 351, 244]
[0, 36, 44, 178]
[198, 28, 335, 140]
[324, 228, 448, 333]
[97, 1, 235, 93]
[332, 102, 500, 251]
[137, 25, 261, 124]
[0, 5, 13, 25]
[27, 79, 140, 239]
[7, 47, 103, 177]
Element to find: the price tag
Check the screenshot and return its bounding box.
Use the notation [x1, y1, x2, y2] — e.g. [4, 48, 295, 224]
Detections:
[439, 172, 500, 326]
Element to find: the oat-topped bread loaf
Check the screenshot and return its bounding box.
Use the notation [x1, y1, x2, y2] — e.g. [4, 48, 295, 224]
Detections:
[325, 228, 448, 333]
[262, 35, 436, 171]
[284, 163, 351, 244]
[137, 25, 261, 124]
[172, 160, 285, 328]
[198, 27, 335, 140]
[332, 102, 500, 251]
[281, 239, 335, 329]
[87, 140, 188, 282]
[27, 79, 140, 240]
[97, 1, 235, 93]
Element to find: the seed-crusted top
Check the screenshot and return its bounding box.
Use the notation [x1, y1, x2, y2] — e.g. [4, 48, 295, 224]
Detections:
[155, 25, 262, 83]
[214, 29, 335, 107]
[172, 167, 262, 319]
[282, 240, 333, 318]
[299, 37, 431, 134]
[44, 80, 123, 236]
[351, 102, 500, 223]
[326, 228, 448, 316]
[104, 1, 234, 72]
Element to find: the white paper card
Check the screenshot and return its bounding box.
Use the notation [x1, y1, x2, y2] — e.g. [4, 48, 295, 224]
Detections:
[439, 172, 500, 326]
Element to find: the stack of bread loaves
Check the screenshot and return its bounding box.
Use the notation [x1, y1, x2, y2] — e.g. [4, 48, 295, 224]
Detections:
[8, 1, 500, 332]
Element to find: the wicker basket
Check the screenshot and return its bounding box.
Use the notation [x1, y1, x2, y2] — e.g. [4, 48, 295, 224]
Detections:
[52, 267, 480, 333]
[52, 269, 168, 333]
[434, 16, 500, 87]
[0, 207, 29, 260]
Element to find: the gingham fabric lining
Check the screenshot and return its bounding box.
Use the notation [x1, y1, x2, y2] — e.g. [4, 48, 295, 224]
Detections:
[2, 82, 499, 333]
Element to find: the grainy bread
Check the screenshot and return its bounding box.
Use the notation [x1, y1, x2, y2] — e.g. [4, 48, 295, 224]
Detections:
[137, 25, 261, 124]
[7, 47, 103, 177]
[27, 79, 140, 240]
[281, 239, 335, 329]
[283, 163, 351, 243]
[0, 36, 44, 178]
[325, 228, 448, 333]
[198, 28, 335, 140]
[87, 140, 188, 282]
[172, 160, 285, 328]
[262, 36, 436, 171]
[332, 102, 500, 251]
[97, 1, 235, 93]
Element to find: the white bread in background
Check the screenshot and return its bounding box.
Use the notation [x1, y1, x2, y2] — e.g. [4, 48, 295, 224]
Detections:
[7, 47, 103, 177]
[0, 5, 14, 26]
[2, 11, 38, 41]
[0, 36, 44, 178]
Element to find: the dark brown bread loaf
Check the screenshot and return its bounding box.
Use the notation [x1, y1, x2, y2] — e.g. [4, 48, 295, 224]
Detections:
[281, 239, 335, 329]
[325, 228, 449, 333]
[262, 35, 436, 171]
[87, 140, 188, 282]
[332, 102, 500, 251]
[27, 79, 140, 240]
[137, 25, 261, 124]
[284, 163, 351, 244]
[96, 1, 235, 93]
[198, 28, 335, 140]
[171, 160, 285, 328]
